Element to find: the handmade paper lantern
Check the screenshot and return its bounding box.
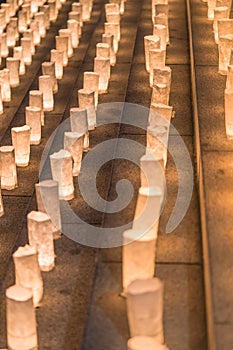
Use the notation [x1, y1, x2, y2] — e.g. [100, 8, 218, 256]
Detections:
[21, 4, 30, 25]
[1, 4, 10, 24]
[29, 90, 44, 126]
[6, 22, 16, 47]
[26, 106, 41, 145]
[64, 132, 84, 176]
[6, 0, 16, 17]
[154, 3, 168, 20]
[11, 125, 30, 167]
[35, 179, 61, 238]
[72, 2, 83, 27]
[208, 0, 216, 19]
[149, 103, 173, 130]
[70, 107, 89, 151]
[213, 6, 228, 43]
[152, 66, 171, 91]
[59, 28, 73, 58]
[217, 19, 233, 45]
[102, 32, 116, 66]
[128, 336, 169, 350]
[94, 57, 110, 93]
[149, 49, 166, 86]
[13, 46, 25, 75]
[48, 0, 57, 22]
[153, 24, 167, 50]
[224, 88, 233, 138]
[18, 10, 27, 33]
[104, 22, 120, 52]
[147, 125, 169, 166]
[42, 61, 58, 94]
[140, 152, 165, 189]
[0, 146, 17, 190]
[13, 245, 43, 307]
[144, 35, 161, 72]
[78, 88, 96, 130]
[96, 42, 110, 60]
[24, 29, 35, 55]
[56, 35, 68, 66]
[105, 3, 120, 23]
[6, 285, 38, 350]
[27, 211, 55, 271]
[226, 64, 233, 90]
[126, 278, 164, 342]
[6, 57, 20, 87]
[79, 0, 91, 21]
[30, 19, 41, 46]
[0, 9, 6, 34]
[132, 186, 162, 240]
[39, 5, 50, 30]
[151, 83, 169, 106]
[218, 34, 233, 74]
[39, 75, 54, 111]
[0, 33, 9, 57]
[50, 49, 63, 80]
[154, 13, 169, 44]
[68, 12, 81, 37]
[0, 68, 11, 102]
[21, 37, 32, 66]
[50, 149, 74, 200]
[67, 19, 79, 48]
[35, 12, 46, 38]
[83, 72, 99, 109]
[9, 17, 18, 39]
[31, 0, 39, 14]
[122, 229, 156, 293]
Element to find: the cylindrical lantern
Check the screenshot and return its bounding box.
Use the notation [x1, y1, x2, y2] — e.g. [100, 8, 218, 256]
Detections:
[213, 6, 228, 43]
[6, 22, 16, 47]
[208, 0, 216, 19]
[78, 88, 96, 130]
[56, 35, 68, 66]
[59, 29, 73, 58]
[123, 229, 156, 293]
[18, 10, 27, 33]
[6, 57, 20, 87]
[149, 49, 166, 86]
[13, 46, 25, 75]
[42, 61, 58, 94]
[144, 35, 161, 72]
[9, 17, 18, 39]
[6, 285, 38, 350]
[152, 66, 171, 91]
[102, 32, 116, 66]
[0, 33, 9, 57]
[151, 83, 169, 106]
[34, 12, 46, 38]
[132, 186, 162, 240]
[21, 4, 30, 25]
[154, 13, 169, 44]
[0, 68, 11, 102]
[218, 34, 233, 75]
[128, 336, 169, 350]
[50, 49, 63, 80]
[67, 19, 79, 48]
[140, 151, 165, 189]
[23, 29, 35, 55]
[79, 0, 91, 21]
[31, 0, 39, 15]
[39, 5, 50, 30]
[39, 75, 54, 111]
[149, 103, 173, 132]
[153, 24, 167, 50]
[13, 245, 43, 307]
[72, 3, 83, 28]
[27, 210, 55, 271]
[1, 4, 10, 24]
[48, 0, 57, 22]
[30, 19, 41, 46]
[224, 88, 233, 138]
[217, 19, 233, 45]
[96, 42, 110, 59]
[26, 106, 41, 145]
[104, 22, 120, 52]
[0, 146, 17, 190]
[83, 71, 99, 109]
[35, 179, 61, 238]
[226, 64, 233, 90]
[126, 278, 164, 342]
[0, 9, 6, 35]
[50, 149, 74, 200]
[147, 125, 169, 167]
[11, 125, 30, 167]
[64, 131, 84, 176]
[70, 107, 89, 151]
[68, 11, 82, 37]
[94, 57, 110, 93]
[21, 37, 32, 66]
[29, 90, 44, 126]
[105, 5, 120, 23]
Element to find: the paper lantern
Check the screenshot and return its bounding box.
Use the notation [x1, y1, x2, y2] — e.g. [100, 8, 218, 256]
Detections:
[72, 3, 83, 28]
[48, 0, 57, 22]
[11, 125, 30, 167]
[132, 187, 162, 240]
[6, 57, 20, 87]
[21, 4, 30, 25]
[42, 61, 58, 94]
[140, 152, 165, 189]
[56, 35, 68, 66]
[144, 35, 161, 72]
[50, 49, 63, 80]
[78, 88, 96, 130]
[154, 13, 169, 44]
[6, 0, 16, 17]
[35, 179, 61, 238]
[34, 12, 46, 38]
[39, 5, 50, 30]
[154, 3, 168, 20]
[0, 33, 9, 57]
[39, 75, 54, 111]
[122, 229, 156, 293]
[0, 187, 4, 216]
[149, 103, 173, 134]
[0, 146, 17, 190]
[1, 4, 10, 24]
[217, 19, 233, 45]
[68, 11, 81, 37]
[218, 34, 233, 75]
[126, 278, 164, 343]
[0, 9, 6, 34]
[128, 336, 169, 350]
[27, 211, 55, 271]
[18, 10, 27, 33]
[213, 6, 228, 43]
[21, 37, 32, 66]
[67, 19, 79, 48]
[0, 86, 3, 115]
[0, 68, 11, 102]
[83, 71, 99, 109]
[152, 66, 171, 91]
[50, 149, 74, 200]
[149, 49, 166, 86]
[29, 90, 44, 126]
[31, 0, 39, 15]
[224, 88, 233, 138]
[59, 29, 73, 58]
[226, 64, 233, 90]
[26, 106, 41, 145]
[147, 125, 169, 167]
[64, 132, 84, 176]
[208, 0, 216, 19]
[104, 22, 120, 52]
[30, 19, 41, 46]
[24, 29, 35, 55]
[13, 245, 43, 307]
[94, 57, 110, 93]
[79, 0, 91, 21]
[105, 3, 120, 23]
[151, 83, 169, 106]
[13, 46, 25, 75]
[6, 22, 16, 47]
[102, 32, 116, 66]
[70, 107, 89, 151]
[153, 24, 167, 50]
[6, 285, 38, 350]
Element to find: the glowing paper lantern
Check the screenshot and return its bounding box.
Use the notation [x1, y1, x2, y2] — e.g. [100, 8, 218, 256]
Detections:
[128, 336, 169, 350]
[6, 285, 38, 350]
[104, 22, 120, 52]
[6, 0, 16, 17]
[140, 152, 165, 189]
[6, 57, 20, 87]
[154, 13, 169, 44]
[147, 125, 169, 167]
[218, 34, 233, 75]
[70, 107, 89, 151]
[144, 35, 161, 72]
[13, 46, 25, 75]
[153, 24, 167, 50]
[29, 90, 44, 126]
[149, 49, 166, 86]
[152, 66, 171, 92]
[69, 12, 81, 37]
[13, 245, 43, 307]
[0, 68, 11, 102]
[126, 278, 164, 342]
[105, 3, 120, 23]
[30, 19, 41, 46]
[42, 61, 58, 94]
[64, 132, 84, 176]
[67, 19, 79, 48]
[39, 75, 54, 111]
[56, 35, 68, 66]
[213, 6, 228, 43]
[18, 10, 27, 33]
[0, 146, 17, 190]
[9, 17, 18, 39]
[0, 9, 6, 34]
[94, 57, 110, 93]
[11, 125, 30, 167]
[21, 37, 32, 66]
[0, 33, 9, 57]
[0, 86, 3, 114]
[6, 22, 16, 47]
[50, 49, 63, 80]
[208, 0, 216, 19]
[83, 71, 99, 109]
[26, 106, 41, 145]
[72, 3, 83, 27]
[39, 5, 50, 30]
[50, 149, 74, 200]
[31, 0, 39, 15]
[102, 32, 116, 66]
[78, 88, 96, 130]
[1, 4, 10, 24]
[79, 0, 91, 21]
[217, 19, 233, 45]
[48, 0, 57, 22]
[24, 29, 35, 55]
[35, 179, 61, 238]
[27, 211, 55, 271]
[21, 4, 30, 25]
[35, 12, 46, 38]
[151, 83, 169, 106]
[59, 29, 73, 58]
[149, 103, 173, 132]
[122, 229, 156, 293]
